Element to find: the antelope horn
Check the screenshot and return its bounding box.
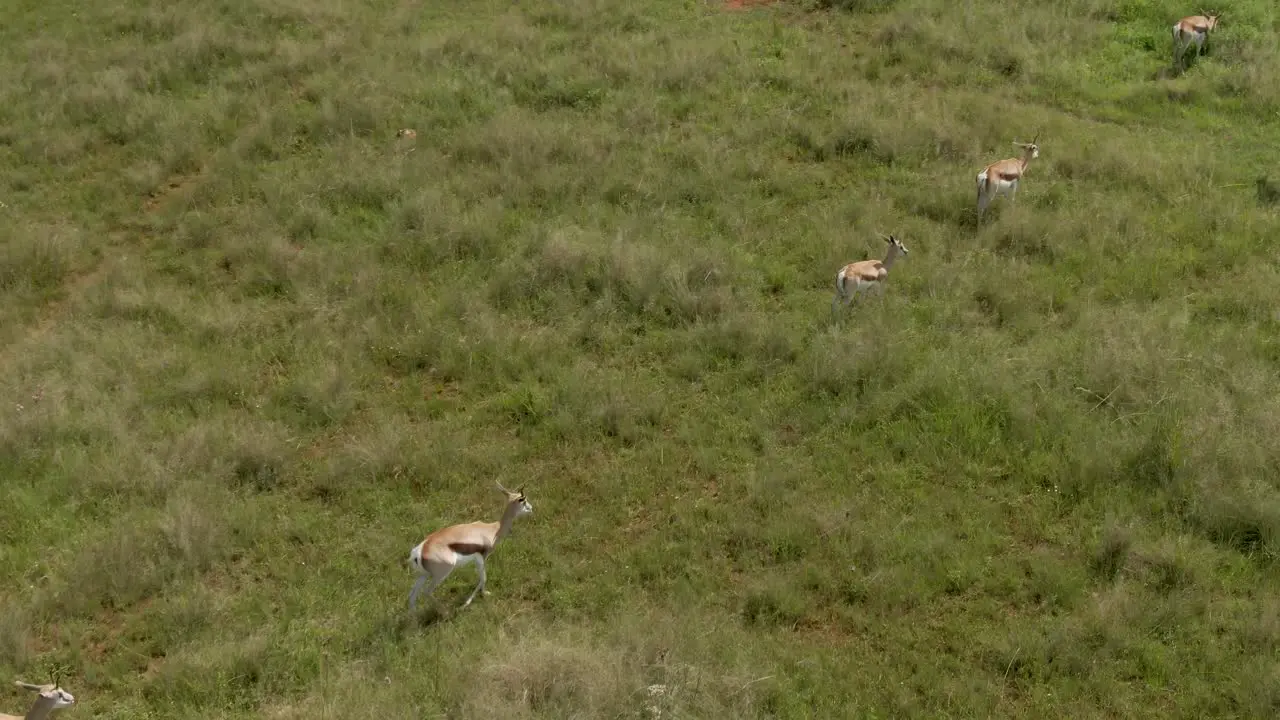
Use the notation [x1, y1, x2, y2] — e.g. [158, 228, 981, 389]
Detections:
[495, 481, 513, 494]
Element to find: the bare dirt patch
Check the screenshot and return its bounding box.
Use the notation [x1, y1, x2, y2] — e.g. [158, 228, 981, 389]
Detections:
[722, 0, 780, 10]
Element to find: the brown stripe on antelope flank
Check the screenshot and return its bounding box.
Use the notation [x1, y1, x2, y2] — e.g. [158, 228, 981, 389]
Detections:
[448, 542, 490, 556]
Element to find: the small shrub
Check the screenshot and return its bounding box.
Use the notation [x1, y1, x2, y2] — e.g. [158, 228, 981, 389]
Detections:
[1090, 524, 1133, 583]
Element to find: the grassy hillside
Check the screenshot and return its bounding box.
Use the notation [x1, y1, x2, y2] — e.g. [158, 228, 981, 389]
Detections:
[1, 0, 1278, 716]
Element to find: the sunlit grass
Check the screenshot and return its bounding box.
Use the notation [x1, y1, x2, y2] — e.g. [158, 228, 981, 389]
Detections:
[0, 0, 1278, 717]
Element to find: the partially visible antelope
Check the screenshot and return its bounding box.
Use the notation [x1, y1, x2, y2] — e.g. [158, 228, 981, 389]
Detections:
[407, 482, 534, 612]
[1172, 12, 1220, 71]
[831, 234, 910, 312]
[0, 677, 75, 720]
[976, 135, 1040, 223]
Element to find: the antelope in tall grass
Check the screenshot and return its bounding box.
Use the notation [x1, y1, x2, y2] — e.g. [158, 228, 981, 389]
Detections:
[1172, 12, 1220, 71]
[832, 234, 910, 312]
[407, 483, 534, 611]
[976, 135, 1040, 223]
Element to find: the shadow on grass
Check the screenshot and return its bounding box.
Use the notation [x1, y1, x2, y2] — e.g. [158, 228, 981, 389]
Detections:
[408, 605, 451, 629]
[1163, 47, 1212, 78]
[355, 604, 455, 652]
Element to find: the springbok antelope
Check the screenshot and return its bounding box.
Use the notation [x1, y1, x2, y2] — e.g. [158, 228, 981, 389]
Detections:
[0, 678, 75, 720]
[976, 136, 1040, 222]
[407, 483, 533, 611]
[1172, 12, 1219, 71]
[831, 234, 909, 312]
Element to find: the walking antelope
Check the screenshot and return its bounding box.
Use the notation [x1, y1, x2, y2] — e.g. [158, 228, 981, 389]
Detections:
[1, 678, 75, 720]
[1172, 12, 1220, 71]
[976, 135, 1040, 223]
[407, 483, 533, 611]
[832, 234, 910, 312]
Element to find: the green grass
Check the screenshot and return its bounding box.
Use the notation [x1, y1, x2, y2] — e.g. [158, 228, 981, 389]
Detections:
[1, 0, 1279, 716]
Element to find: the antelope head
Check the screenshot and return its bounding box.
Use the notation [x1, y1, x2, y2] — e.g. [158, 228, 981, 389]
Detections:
[1013, 132, 1041, 160]
[12, 677, 75, 711]
[495, 482, 533, 516]
[880, 233, 909, 257]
